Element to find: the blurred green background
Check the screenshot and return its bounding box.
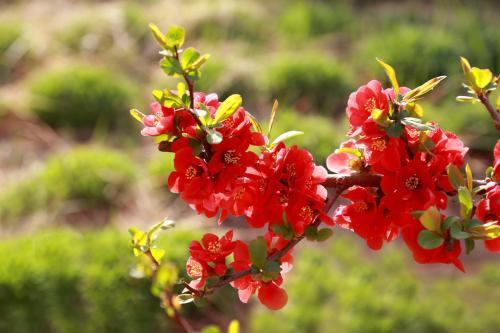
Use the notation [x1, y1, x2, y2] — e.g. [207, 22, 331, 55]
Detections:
[0, 0, 498, 332]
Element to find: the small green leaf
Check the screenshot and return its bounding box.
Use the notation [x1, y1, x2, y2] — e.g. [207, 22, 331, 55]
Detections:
[335, 147, 363, 157]
[188, 54, 210, 71]
[181, 47, 200, 69]
[130, 109, 146, 123]
[316, 228, 333, 242]
[228, 320, 240, 333]
[149, 23, 167, 47]
[385, 122, 404, 138]
[165, 25, 185, 48]
[376, 58, 399, 96]
[465, 163, 473, 190]
[458, 186, 473, 219]
[403, 76, 446, 103]
[249, 237, 267, 269]
[270, 130, 304, 146]
[177, 293, 195, 304]
[268, 100, 279, 137]
[400, 117, 435, 131]
[470, 67, 493, 89]
[465, 238, 475, 254]
[201, 325, 221, 333]
[160, 57, 183, 76]
[456, 96, 480, 104]
[213, 94, 242, 123]
[441, 216, 460, 233]
[418, 230, 444, 249]
[450, 222, 471, 240]
[460, 56, 471, 74]
[447, 164, 465, 190]
[419, 206, 441, 232]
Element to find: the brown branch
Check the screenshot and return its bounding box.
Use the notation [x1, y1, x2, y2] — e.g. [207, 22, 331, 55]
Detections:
[145, 250, 195, 333]
[323, 173, 381, 188]
[478, 92, 500, 131]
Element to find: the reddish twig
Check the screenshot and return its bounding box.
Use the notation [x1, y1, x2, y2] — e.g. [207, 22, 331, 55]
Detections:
[477, 92, 500, 131]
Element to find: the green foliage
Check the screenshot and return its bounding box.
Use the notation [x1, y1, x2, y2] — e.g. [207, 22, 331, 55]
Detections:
[278, 1, 353, 41]
[0, 228, 197, 333]
[147, 152, 175, 185]
[0, 21, 22, 82]
[268, 110, 345, 163]
[251, 235, 500, 333]
[360, 26, 461, 87]
[0, 147, 136, 223]
[29, 66, 136, 135]
[262, 55, 353, 115]
[57, 19, 115, 53]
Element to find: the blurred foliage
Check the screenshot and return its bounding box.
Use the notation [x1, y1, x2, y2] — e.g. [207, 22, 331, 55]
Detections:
[147, 152, 175, 190]
[0, 147, 136, 223]
[251, 235, 500, 333]
[0, 21, 22, 83]
[262, 55, 353, 115]
[0, 228, 195, 333]
[269, 110, 345, 163]
[29, 66, 137, 136]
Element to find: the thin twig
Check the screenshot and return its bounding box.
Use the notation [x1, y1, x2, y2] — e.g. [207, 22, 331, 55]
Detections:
[478, 92, 500, 131]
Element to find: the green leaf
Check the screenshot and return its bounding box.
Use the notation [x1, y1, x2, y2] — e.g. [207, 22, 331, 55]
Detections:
[270, 130, 304, 146]
[149, 23, 167, 47]
[249, 237, 267, 269]
[205, 128, 223, 144]
[400, 117, 434, 131]
[450, 222, 471, 240]
[470, 67, 493, 89]
[376, 58, 399, 96]
[228, 320, 240, 333]
[201, 325, 221, 333]
[246, 111, 264, 135]
[268, 100, 279, 137]
[456, 96, 480, 104]
[419, 206, 441, 232]
[417, 230, 444, 249]
[213, 94, 242, 123]
[385, 122, 404, 138]
[335, 147, 363, 158]
[160, 57, 183, 76]
[165, 25, 185, 48]
[465, 163, 473, 190]
[150, 248, 166, 263]
[458, 186, 473, 219]
[460, 56, 472, 74]
[188, 54, 210, 71]
[316, 228, 333, 242]
[441, 216, 460, 233]
[447, 164, 465, 190]
[130, 109, 146, 123]
[180, 47, 200, 69]
[465, 238, 475, 254]
[402, 76, 446, 103]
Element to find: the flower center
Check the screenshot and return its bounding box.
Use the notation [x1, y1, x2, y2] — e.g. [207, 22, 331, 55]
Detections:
[286, 164, 296, 177]
[223, 150, 239, 165]
[364, 97, 376, 113]
[371, 139, 386, 151]
[207, 241, 222, 253]
[299, 205, 314, 220]
[185, 166, 198, 179]
[405, 174, 420, 191]
[353, 201, 368, 212]
[348, 158, 362, 170]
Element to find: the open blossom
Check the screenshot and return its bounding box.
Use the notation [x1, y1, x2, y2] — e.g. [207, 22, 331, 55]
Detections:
[358, 136, 408, 174]
[476, 183, 500, 252]
[141, 102, 175, 137]
[326, 139, 364, 174]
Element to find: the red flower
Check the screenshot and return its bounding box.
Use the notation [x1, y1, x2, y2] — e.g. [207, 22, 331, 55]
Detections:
[381, 159, 442, 211]
[189, 230, 236, 264]
[402, 221, 464, 272]
[258, 282, 288, 311]
[186, 256, 210, 289]
[358, 136, 408, 174]
[476, 184, 500, 252]
[346, 80, 389, 136]
[493, 140, 500, 182]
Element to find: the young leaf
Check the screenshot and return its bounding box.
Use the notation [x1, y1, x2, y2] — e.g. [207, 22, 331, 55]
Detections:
[246, 111, 264, 135]
[316, 228, 334, 242]
[447, 164, 465, 190]
[213, 94, 242, 123]
[249, 237, 268, 269]
[188, 54, 210, 71]
[205, 128, 223, 144]
[268, 100, 279, 137]
[419, 206, 441, 232]
[450, 222, 471, 240]
[441, 216, 461, 233]
[149, 23, 167, 47]
[177, 293, 195, 304]
[165, 25, 185, 48]
[465, 238, 475, 254]
[180, 47, 201, 69]
[270, 130, 304, 146]
[160, 57, 183, 76]
[465, 163, 473, 190]
[228, 320, 240, 333]
[470, 67, 493, 89]
[460, 56, 471, 74]
[130, 109, 146, 124]
[456, 96, 480, 104]
[458, 186, 473, 219]
[402, 76, 446, 103]
[418, 230, 444, 249]
[385, 122, 404, 137]
[376, 58, 399, 96]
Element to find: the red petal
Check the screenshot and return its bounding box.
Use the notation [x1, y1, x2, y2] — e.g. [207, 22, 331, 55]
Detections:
[258, 283, 288, 310]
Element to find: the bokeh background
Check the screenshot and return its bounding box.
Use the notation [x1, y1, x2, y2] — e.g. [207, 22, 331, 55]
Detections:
[0, 0, 499, 332]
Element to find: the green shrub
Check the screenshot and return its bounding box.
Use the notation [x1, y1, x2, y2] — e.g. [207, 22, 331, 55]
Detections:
[278, 1, 353, 41]
[0, 228, 197, 333]
[262, 55, 353, 115]
[358, 26, 461, 87]
[147, 152, 175, 188]
[0, 22, 22, 83]
[29, 66, 136, 135]
[269, 110, 346, 163]
[0, 146, 136, 223]
[251, 235, 500, 333]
